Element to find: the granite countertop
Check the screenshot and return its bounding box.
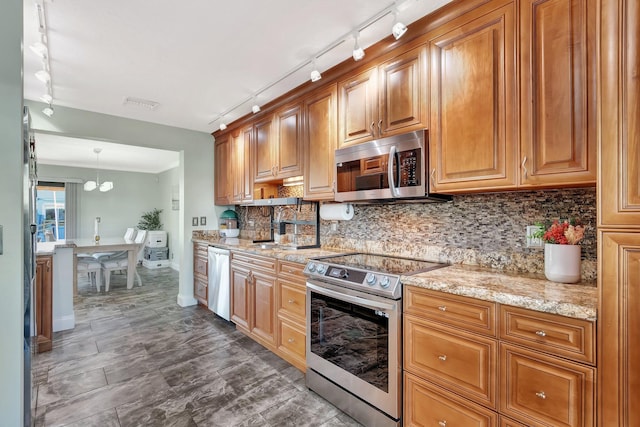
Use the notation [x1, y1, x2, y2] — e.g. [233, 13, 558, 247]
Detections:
[401, 264, 597, 321]
[195, 235, 598, 321]
[192, 237, 347, 264]
[36, 240, 76, 255]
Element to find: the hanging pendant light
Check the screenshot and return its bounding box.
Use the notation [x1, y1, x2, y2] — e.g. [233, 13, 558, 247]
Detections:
[84, 148, 114, 192]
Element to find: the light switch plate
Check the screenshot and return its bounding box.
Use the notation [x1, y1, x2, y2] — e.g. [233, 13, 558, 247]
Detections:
[200, 216, 206, 226]
[192, 217, 198, 226]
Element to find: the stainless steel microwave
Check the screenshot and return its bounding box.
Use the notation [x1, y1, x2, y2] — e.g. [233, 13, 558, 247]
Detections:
[334, 130, 451, 203]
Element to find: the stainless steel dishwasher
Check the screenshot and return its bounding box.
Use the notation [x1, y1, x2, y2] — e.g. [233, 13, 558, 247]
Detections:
[207, 246, 230, 321]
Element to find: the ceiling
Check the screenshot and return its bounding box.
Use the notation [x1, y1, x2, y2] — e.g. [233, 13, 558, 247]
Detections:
[23, 0, 452, 171]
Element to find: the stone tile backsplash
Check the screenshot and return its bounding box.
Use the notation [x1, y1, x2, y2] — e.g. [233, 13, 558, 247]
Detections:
[237, 187, 597, 280]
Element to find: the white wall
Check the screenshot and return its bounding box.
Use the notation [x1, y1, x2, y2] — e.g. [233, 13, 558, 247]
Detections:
[25, 100, 228, 307]
[158, 167, 180, 270]
[38, 164, 164, 239]
[0, 1, 25, 425]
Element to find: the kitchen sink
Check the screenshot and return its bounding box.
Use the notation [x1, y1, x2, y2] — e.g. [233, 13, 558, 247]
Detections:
[252, 242, 299, 251]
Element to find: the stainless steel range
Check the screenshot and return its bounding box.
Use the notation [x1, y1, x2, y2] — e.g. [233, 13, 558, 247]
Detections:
[304, 253, 446, 427]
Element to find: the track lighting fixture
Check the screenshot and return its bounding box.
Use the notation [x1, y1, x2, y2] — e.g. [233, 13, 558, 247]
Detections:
[40, 93, 53, 104]
[29, 40, 48, 58]
[352, 32, 365, 61]
[252, 104, 261, 114]
[219, 122, 227, 131]
[392, 10, 408, 40]
[310, 59, 322, 82]
[32, 2, 55, 118]
[35, 69, 50, 83]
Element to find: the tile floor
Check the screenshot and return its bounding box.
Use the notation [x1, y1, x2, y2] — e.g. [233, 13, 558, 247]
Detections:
[33, 267, 361, 427]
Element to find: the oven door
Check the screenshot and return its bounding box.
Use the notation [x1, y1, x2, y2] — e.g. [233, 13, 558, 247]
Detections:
[306, 280, 402, 419]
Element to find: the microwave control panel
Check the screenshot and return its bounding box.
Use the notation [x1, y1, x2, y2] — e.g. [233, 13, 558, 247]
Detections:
[398, 149, 421, 187]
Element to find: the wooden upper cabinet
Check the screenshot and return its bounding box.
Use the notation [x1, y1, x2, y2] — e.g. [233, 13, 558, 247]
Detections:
[338, 45, 428, 148]
[214, 133, 231, 205]
[519, 0, 596, 188]
[304, 83, 338, 200]
[429, 0, 518, 193]
[230, 126, 253, 204]
[274, 102, 303, 178]
[378, 45, 428, 136]
[338, 66, 378, 147]
[253, 115, 275, 182]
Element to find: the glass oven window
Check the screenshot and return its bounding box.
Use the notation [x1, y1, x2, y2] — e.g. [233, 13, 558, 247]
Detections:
[309, 291, 389, 392]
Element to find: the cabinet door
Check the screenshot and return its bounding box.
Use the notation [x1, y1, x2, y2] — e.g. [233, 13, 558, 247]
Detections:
[379, 45, 428, 136]
[275, 103, 303, 178]
[405, 372, 498, 427]
[303, 84, 337, 200]
[230, 264, 250, 331]
[214, 134, 231, 205]
[520, 0, 596, 187]
[599, 232, 640, 427]
[254, 116, 275, 182]
[251, 270, 276, 346]
[35, 256, 53, 353]
[500, 343, 594, 427]
[338, 67, 378, 147]
[242, 125, 254, 202]
[429, 1, 517, 192]
[230, 130, 244, 203]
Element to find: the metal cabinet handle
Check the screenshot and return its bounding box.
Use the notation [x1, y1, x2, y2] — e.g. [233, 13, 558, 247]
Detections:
[378, 119, 383, 135]
[535, 391, 546, 399]
[438, 305, 447, 312]
[438, 420, 447, 427]
[288, 338, 295, 343]
[522, 156, 528, 178]
[288, 299, 295, 304]
[370, 121, 375, 135]
[431, 168, 436, 181]
[438, 355, 447, 361]
[535, 330, 547, 337]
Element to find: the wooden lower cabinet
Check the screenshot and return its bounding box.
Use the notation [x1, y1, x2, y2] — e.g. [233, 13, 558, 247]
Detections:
[500, 343, 595, 427]
[193, 243, 208, 306]
[275, 260, 307, 371]
[404, 285, 596, 427]
[250, 269, 276, 346]
[404, 372, 498, 427]
[230, 263, 250, 331]
[35, 255, 53, 353]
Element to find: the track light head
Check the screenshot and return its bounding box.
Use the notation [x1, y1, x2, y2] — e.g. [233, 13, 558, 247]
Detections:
[42, 105, 54, 117]
[40, 93, 53, 104]
[310, 59, 322, 82]
[29, 41, 48, 58]
[219, 122, 227, 131]
[352, 33, 365, 61]
[35, 69, 50, 83]
[252, 104, 261, 114]
[392, 18, 407, 40]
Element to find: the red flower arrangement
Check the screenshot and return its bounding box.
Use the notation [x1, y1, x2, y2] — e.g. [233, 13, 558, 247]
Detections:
[535, 219, 585, 245]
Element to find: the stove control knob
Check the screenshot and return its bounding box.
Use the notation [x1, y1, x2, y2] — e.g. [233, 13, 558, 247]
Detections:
[316, 264, 327, 275]
[380, 276, 391, 289]
[365, 273, 377, 286]
[307, 262, 316, 273]
[337, 269, 348, 279]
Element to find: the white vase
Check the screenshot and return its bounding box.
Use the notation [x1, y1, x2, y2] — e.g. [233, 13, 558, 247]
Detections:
[544, 243, 581, 283]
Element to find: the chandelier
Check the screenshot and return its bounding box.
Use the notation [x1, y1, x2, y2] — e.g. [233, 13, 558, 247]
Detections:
[83, 148, 114, 192]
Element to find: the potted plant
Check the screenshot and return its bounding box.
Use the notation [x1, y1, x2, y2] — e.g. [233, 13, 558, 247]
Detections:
[138, 208, 163, 230]
[533, 219, 585, 283]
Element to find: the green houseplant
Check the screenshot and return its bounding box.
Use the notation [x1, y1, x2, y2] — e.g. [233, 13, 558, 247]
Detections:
[138, 208, 163, 230]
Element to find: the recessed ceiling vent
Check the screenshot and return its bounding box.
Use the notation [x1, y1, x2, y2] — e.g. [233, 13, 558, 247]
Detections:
[123, 96, 160, 110]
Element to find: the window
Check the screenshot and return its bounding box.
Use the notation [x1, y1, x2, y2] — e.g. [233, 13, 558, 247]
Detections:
[36, 182, 65, 242]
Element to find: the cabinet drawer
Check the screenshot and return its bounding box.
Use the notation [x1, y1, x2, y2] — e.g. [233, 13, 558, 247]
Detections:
[278, 319, 306, 359]
[231, 251, 276, 272]
[404, 372, 498, 427]
[194, 242, 208, 257]
[405, 286, 496, 336]
[194, 277, 207, 305]
[194, 255, 208, 277]
[405, 314, 497, 408]
[500, 343, 595, 427]
[499, 305, 595, 365]
[278, 280, 306, 321]
[277, 260, 305, 279]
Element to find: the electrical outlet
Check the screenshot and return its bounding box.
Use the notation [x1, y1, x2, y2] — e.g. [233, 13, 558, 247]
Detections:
[248, 220, 254, 227]
[526, 225, 543, 248]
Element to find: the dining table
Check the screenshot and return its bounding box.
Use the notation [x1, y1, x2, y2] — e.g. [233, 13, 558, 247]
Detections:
[71, 237, 141, 294]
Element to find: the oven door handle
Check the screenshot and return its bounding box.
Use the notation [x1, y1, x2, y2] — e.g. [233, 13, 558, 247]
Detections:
[307, 282, 396, 312]
[388, 145, 399, 197]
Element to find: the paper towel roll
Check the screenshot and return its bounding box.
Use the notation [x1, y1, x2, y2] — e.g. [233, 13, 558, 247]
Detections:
[320, 203, 354, 221]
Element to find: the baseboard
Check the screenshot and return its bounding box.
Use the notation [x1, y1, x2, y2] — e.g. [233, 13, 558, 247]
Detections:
[176, 294, 197, 307]
[170, 262, 180, 271]
[53, 314, 75, 332]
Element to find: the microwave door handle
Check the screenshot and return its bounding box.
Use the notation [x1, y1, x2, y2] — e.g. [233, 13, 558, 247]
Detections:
[388, 145, 399, 197]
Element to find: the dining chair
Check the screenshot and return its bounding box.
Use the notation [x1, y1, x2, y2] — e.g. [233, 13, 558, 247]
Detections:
[93, 227, 137, 261]
[102, 230, 147, 291]
[76, 257, 103, 291]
